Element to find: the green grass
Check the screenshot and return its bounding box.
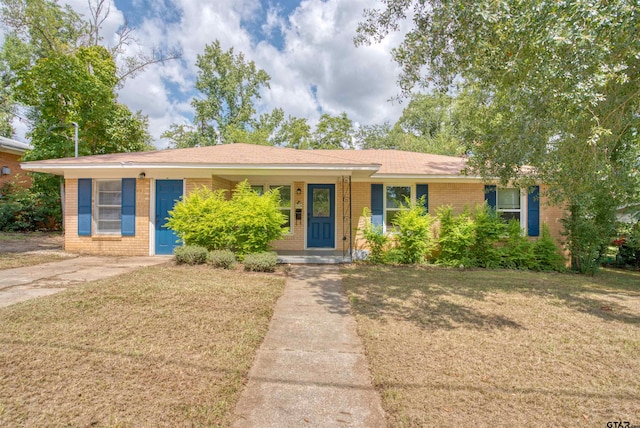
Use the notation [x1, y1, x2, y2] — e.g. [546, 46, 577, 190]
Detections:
[343, 265, 640, 426]
[0, 264, 286, 427]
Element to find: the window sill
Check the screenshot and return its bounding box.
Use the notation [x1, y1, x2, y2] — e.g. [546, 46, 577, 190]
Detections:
[92, 235, 122, 241]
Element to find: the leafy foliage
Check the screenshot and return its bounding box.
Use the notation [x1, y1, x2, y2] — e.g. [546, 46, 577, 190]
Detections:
[355, 0, 640, 272]
[312, 112, 355, 149]
[167, 181, 286, 256]
[360, 208, 390, 264]
[0, 181, 60, 231]
[359, 202, 566, 271]
[174, 245, 208, 265]
[435, 206, 475, 267]
[243, 252, 278, 272]
[391, 196, 434, 264]
[207, 250, 237, 270]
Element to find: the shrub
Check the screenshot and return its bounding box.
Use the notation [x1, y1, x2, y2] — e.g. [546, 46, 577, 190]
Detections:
[470, 203, 505, 268]
[166, 187, 232, 250]
[208, 249, 237, 269]
[392, 196, 434, 264]
[244, 252, 278, 272]
[229, 181, 287, 256]
[166, 180, 286, 255]
[175, 245, 208, 265]
[499, 220, 536, 270]
[533, 224, 567, 271]
[0, 182, 61, 231]
[360, 208, 389, 264]
[436, 206, 475, 267]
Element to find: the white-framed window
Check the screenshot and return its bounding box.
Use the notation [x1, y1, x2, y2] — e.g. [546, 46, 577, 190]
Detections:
[385, 185, 411, 230]
[251, 184, 292, 232]
[496, 187, 526, 227]
[95, 179, 121, 234]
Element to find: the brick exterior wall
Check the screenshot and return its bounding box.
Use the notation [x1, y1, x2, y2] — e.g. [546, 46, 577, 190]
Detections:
[0, 151, 31, 189]
[64, 178, 150, 256]
[62, 175, 566, 256]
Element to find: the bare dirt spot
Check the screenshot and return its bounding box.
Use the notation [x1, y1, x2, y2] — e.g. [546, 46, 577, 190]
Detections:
[0, 232, 64, 253]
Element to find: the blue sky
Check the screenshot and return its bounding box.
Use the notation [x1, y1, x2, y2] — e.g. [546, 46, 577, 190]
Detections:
[14, 0, 409, 147]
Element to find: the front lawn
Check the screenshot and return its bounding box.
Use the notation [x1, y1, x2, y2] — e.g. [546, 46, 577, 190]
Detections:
[0, 264, 285, 426]
[343, 266, 640, 426]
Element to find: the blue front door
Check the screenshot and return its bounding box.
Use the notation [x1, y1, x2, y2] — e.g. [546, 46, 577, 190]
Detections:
[307, 184, 335, 248]
[155, 180, 183, 255]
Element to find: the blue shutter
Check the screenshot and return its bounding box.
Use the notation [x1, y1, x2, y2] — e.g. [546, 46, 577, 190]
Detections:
[371, 184, 383, 227]
[121, 178, 136, 236]
[78, 179, 92, 236]
[527, 186, 540, 237]
[485, 185, 497, 210]
[416, 184, 429, 213]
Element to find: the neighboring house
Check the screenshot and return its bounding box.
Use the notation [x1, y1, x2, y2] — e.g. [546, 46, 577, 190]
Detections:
[0, 136, 31, 189]
[21, 143, 564, 257]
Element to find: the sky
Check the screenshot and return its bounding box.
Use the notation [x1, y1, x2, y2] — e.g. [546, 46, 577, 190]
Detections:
[12, 0, 410, 148]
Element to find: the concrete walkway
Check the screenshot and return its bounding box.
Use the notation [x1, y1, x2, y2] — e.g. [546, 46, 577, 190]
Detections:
[232, 265, 386, 427]
[0, 256, 169, 308]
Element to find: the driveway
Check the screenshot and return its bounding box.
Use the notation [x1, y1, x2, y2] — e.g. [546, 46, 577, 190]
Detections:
[0, 255, 169, 308]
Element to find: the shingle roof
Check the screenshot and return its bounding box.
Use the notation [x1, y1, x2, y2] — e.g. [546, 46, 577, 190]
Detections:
[22, 143, 468, 176]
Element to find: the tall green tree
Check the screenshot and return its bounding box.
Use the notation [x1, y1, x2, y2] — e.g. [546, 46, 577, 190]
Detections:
[356, 0, 640, 272]
[16, 45, 151, 160]
[312, 112, 354, 149]
[274, 116, 312, 149]
[188, 40, 272, 145]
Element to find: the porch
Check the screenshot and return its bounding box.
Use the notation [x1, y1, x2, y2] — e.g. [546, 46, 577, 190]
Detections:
[276, 250, 352, 265]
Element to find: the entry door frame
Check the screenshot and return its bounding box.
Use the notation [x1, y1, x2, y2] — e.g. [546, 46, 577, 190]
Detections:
[306, 183, 336, 249]
[151, 179, 184, 255]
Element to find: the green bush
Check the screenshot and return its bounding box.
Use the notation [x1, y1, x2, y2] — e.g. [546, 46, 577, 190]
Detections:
[166, 187, 232, 250]
[244, 252, 278, 272]
[175, 245, 208, 265]
[436, 206, 475, 267]
[166, 180, 286, 256]
[229, 181, 288, 256]
[471, 203, 505, 268]
[0, 182, 61, 231]
[499, 220, 536, 270]
[533, 224, 567, 271]
[360, 208, 389, 264]
[208, 249, 237, 269]
[392, 196, 434, 264]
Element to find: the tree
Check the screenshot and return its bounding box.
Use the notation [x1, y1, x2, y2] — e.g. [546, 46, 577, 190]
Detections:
[16, 45, 151, 160]
[274, 116, 312, 149]
[357, 93, 466, 156]
[189, 40, 271, 145]
[312, 112, 354, 149]
[356, 0, 640, 272]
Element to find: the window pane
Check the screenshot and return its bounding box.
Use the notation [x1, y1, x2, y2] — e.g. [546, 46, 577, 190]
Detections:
[386, 210, 402, 230]
[251, 185, 264, 195]
[98, 207, 121, 221]
[270, 185, 291, 208]
[98, 191, 121, 205]
[98, 180, 121, 192]
[280, 209, 291, 229]
[386, 186, 411, 209]
[500, 211, 521, 222]
[497, 188, 520, 210]
[96, 180, 122, 234]
[312, 188, 330, 217]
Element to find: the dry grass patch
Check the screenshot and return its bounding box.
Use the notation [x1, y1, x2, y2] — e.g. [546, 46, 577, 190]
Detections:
[0, 264, 285, 427]
[343, 266, 640, 427]
[0, 252, 73, 270]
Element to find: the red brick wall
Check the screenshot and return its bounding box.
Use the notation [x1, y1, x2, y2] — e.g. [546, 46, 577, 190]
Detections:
[0, 151, 31, 189]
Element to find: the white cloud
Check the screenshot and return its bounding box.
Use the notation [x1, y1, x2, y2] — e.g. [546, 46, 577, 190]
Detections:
[7, 0, 410, 147]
